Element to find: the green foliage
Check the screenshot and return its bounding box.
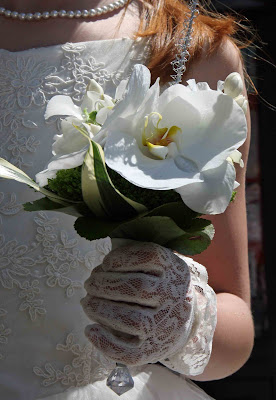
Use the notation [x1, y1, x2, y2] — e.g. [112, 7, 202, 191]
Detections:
[166, 218, 215, 255]
[74, 216, 121, 240]
[81, 138, 146, 220]
[88, 111, 99, 125]
[24, 197, 91, 217]
[230, 191, 237, 202]
[47, 167, 83, 201]
[82, 109, 100, 125]
[74, 200, 214, 256]
[107, 167, 181, 210]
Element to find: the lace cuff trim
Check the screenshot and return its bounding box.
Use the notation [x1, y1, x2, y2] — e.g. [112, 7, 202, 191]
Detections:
[160, 256, 217, 376]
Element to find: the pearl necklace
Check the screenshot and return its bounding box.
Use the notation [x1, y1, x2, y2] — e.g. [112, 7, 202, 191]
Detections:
[0, 0, 128, 20]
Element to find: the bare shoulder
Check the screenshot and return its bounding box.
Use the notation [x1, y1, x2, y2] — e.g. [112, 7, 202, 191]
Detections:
[184, 38, 244, 89]
[186, 39, 252, 305]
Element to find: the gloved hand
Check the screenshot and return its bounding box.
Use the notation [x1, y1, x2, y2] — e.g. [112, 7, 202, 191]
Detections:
[81, 242, 195, 366]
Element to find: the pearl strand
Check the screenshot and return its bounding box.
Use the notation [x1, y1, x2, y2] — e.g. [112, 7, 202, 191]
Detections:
[0, 0, 128, 21]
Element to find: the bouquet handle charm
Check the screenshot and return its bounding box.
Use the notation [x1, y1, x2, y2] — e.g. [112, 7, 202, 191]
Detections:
[106, 363, 135, 396]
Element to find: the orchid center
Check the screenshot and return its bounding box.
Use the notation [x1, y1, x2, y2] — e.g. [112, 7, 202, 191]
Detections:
[142, 112, 181, 160]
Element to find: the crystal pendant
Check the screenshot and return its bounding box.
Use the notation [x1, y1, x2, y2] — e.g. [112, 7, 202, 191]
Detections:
[106, 363, 134, 396]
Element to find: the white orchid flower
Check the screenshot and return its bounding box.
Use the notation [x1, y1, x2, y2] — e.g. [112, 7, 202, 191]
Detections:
[36, 80, 122, 187]
[98, 64, 247, 215]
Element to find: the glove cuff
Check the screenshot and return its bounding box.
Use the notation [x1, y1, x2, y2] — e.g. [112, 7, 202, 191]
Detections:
[160, 256, 217, 376]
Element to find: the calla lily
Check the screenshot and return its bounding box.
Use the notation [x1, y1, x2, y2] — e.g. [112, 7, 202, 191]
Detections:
[36, 80, 121, 187]
[99, 64, 247, 214]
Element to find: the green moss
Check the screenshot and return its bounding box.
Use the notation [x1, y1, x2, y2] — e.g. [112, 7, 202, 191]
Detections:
[46, 164, 180, 210]
[47, 166, 83, 201]
[106, 166, 181, 210]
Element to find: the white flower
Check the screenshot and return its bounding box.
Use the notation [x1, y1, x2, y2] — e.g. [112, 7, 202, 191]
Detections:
[36, 80, 120, 186]
[219, 72, 248, 114]
[224, 72, 244, 98]
[227, 149, 244, 168]
[99, 65, 247, 215]
[234, 94, 248, 115]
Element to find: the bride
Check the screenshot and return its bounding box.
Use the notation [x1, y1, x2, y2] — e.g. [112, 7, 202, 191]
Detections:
[0, 1, 254, 399]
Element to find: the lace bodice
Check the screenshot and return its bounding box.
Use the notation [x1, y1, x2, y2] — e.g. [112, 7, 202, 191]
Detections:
[0, 38, 149, 400]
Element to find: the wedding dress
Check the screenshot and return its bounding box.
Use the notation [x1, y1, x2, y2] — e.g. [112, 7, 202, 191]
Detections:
[0, 38, 215, 400]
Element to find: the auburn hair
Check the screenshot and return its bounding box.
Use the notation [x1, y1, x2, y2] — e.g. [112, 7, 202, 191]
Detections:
[127, 0, 252, 84]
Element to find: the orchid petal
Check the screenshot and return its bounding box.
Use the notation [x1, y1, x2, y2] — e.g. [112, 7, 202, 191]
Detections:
[158, 84, 190, 112]
[101, 64, 151, 132]
[186, 80, 211, 92]
[115, 79, 128, 100]
[96, 107, 112, 125]
[196, 82, 211, 91]
[186, 79, 198, 91]
[81, 91, 101, 113]
[130, 76, 160, 129]
[45, 95, 82, 120]
[83, 123, 101, 137]
[176, 161, 236, 215]
[147, 143, 169, 160]
[52, 117, 90, 156]
[36, 149, 87, 187]
[87, 79, 104, 94]
[217, 80, 224, 92]
[160, 91, 247, 171]
[101, 95, 115, 108]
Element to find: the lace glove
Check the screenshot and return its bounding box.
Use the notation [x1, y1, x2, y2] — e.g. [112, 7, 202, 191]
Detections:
[81, 242, 217, 374]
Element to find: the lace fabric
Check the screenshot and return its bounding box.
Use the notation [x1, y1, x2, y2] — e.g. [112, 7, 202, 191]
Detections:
[0, 38, 215, 400]
[160, 255, 217, 376]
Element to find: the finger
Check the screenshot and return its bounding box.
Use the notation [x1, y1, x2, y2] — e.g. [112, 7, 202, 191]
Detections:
[85, 323, 145, 365]
[102, 242, 170, 275]
[84, 272, 163, 307]
[81, 295, 155, 338]
[85, 323, 168, 365]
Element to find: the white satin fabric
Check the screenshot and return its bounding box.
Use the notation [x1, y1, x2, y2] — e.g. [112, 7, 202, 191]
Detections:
[0, 38, 213, 400]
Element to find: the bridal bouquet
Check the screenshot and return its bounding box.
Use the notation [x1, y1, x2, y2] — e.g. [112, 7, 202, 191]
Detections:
[0, 64, 247, 256]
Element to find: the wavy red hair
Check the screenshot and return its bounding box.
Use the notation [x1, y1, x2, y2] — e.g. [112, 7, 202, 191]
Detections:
[127, 0, 251, 83]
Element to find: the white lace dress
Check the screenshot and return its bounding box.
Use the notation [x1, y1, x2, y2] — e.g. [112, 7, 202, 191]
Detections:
[0, 38, 215, 400]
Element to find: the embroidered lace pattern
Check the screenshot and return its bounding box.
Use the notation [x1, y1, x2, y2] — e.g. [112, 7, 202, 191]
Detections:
[0, 192, 22, 224]
[0, 307, 11, 361]
[33, 332, 116, 388]
[0, 39, 143, 398]
[0, 39, 145, 169]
